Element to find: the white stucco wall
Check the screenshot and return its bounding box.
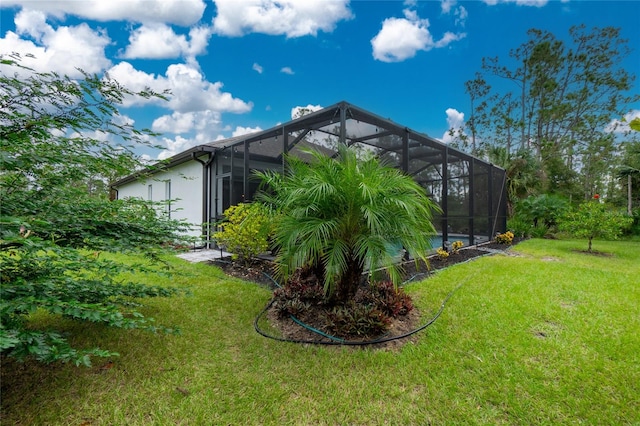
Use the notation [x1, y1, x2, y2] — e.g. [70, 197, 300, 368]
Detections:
[115, 160, 204, 238]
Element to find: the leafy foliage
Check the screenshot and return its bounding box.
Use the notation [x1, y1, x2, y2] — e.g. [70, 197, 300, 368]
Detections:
[257, 143, 440, 303]
[325, 303, 390, 338]
[558, 202, 632, 252]
[627, 208, 640, 236]
[356, 281, 414, 318]
[454, 26, 639, 209]
[215, 202, 272, 263]
[272, 267, 325, 317]
[272, 276, 413, 339]
[1, 54, 184, 366]
[512, 194, 569, 236]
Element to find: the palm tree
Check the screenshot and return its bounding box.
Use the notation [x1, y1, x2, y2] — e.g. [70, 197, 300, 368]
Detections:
[256, 143, 440, 304]
[486, 146, 543, 215]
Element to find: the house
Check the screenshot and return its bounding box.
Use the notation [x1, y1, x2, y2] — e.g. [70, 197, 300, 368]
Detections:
[112, 101, 507, 247]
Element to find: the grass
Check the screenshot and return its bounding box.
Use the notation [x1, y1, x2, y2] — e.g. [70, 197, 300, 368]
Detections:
[2, 239, 639, 425]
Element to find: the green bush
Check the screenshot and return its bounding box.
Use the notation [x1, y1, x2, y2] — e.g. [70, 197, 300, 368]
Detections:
[512, 194, 569, 236]
[507, 216, 532, 238]
[625, 208, 640, 236]
[1, 54, 182, 366]
[559, 201, 632, 252]
[215, 202, 272, 263]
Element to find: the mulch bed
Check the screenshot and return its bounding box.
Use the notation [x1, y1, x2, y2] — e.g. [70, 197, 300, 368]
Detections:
[210, 240, 522, 349]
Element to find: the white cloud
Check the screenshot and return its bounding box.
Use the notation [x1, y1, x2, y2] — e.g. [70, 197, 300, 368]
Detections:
[442, 0, 467, 27]
[187, 26, 211, 57]
[157, 135, 196, 160]
[454, 6, 468, 27]
[232, 126, 263, 137]
[446, 108, 465, 129]
[252, 63, 263, 74]
[482, 0, 549, 6]
[371, 8, 466, 62]
[606, 110, 640, 134]
[152, 111, 220, 134]
[1, 0, 206, 26]
[441, 0, 457, 14]
[211, 0, 353, 38]
[106, 62, 253, 114]
[291, 104, 323, 119]
[0, 9, 111, 77]
[157, 130, 221, 160]
[442, 108, 465, 143]
[121, 24, 211, 60]
[280, 66, 295, 75]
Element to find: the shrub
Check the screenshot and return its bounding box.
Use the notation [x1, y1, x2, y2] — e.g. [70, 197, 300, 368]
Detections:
[511, 194, 569, 237]
[625, 207, 640, 236]
[215, 202, 272, 263]
[436, 247, 449, 259]
[1, 55, 182, 366]
[507, 216, 532, 238]
[496, 231, 515, 244]
[451, 240, 464, 254]
[272, 277, 413, 339]
[325, 302, 391, 338]
[358, 281, 414, 318]
[559, 201, 632, 252]
[273, 299, 311, 317]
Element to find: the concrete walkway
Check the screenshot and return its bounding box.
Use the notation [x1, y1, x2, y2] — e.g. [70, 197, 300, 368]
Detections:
[176, 249, 232, 263]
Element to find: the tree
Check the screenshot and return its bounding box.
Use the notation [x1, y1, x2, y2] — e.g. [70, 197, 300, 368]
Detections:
[618, 140, 640, 216]
[486, 146, 543, 215]
[467, 26, 639, 202]
[1, 54, 185, 366]
[559, 201, 632, 252]
[256, 144, 440, 303]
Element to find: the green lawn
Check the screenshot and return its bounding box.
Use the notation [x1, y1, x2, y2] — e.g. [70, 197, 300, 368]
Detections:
[2, 239, 639, 425]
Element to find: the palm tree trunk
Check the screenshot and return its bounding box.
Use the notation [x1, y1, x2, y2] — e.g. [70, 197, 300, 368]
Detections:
[334, 256, 363, 304]
[629, 174, 633, 216]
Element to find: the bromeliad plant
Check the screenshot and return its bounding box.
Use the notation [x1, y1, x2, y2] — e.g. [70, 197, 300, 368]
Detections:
[256, 143, 440, 304]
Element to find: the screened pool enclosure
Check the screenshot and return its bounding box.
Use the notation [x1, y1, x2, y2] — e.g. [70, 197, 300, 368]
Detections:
[116, 101, 507, 248]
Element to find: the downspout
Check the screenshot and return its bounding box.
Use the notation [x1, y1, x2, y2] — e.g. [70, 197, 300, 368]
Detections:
[193, 152, 214, 248]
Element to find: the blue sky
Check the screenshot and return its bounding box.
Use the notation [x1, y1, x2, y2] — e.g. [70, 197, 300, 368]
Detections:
[1, 0, 639, 161]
